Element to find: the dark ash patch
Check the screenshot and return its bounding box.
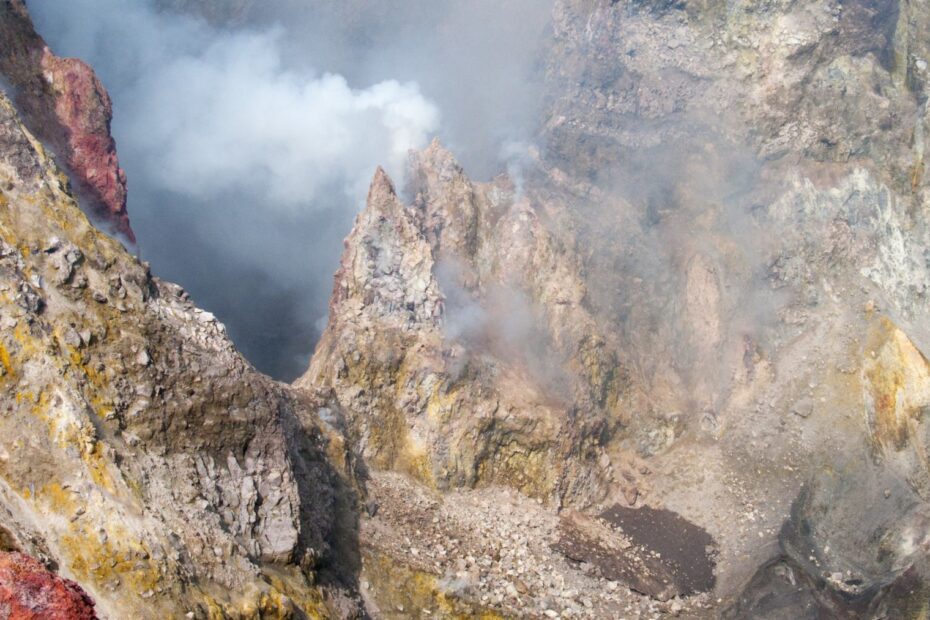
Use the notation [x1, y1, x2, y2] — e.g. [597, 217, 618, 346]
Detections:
[553, 504, 716, 600]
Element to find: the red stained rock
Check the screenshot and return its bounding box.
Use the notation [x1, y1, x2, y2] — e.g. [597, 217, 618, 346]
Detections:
[0, 0, 134, 242]
[39, 50, 132, 242]
[0, 551, 97, 620]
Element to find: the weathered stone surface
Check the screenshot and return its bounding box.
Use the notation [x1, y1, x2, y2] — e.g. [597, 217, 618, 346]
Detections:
[0, 91, 361, 617]
[299, 142, 626, 506]
[7, 0, 930, 616]
[0, 0, 133, 241]
[291, 1, 930, 613]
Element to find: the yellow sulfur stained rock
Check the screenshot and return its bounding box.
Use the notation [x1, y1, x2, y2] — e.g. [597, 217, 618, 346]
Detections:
[299, 142, 622, 508]
[863, 317, 930, 453]
[0, 83, 363, 618]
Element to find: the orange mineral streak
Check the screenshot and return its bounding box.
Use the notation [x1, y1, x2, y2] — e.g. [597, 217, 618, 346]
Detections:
[863, 318, 930, 451]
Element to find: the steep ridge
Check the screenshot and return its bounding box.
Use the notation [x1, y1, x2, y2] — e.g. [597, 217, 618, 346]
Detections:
[299, 1, 930, 617]
[0, 91, 362, 618]
[298, 141, 723, 617]
[5, 0, 930, 618]
[299, 140, 638, 508]
[0, 0, 133, 242]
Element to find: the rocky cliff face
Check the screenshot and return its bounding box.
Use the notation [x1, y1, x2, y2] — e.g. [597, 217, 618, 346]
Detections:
[5, 0, 930, 618]
[544, 0, 929, 183]
[0, 0, 133, 242]
[299, 0, 930, 617]
[0, 90, 362, 617]
[534, 0, 930, 616]
[299, 142, 633, 508]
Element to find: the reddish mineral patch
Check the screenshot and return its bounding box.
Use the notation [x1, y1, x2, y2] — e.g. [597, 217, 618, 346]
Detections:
[0, 0, 134, 242]
[39, 49, 132, 242]
[0, 551, 97, 620]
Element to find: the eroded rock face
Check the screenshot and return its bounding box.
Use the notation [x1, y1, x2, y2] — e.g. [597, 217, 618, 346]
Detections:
[527, 2, 930, 613]
[0, 551, 98, 620]
[0, 92, 361, 617]
[300, 142, 629, 507]
[7, 0, 930, 616]
[294, 1, 930, 610]
[0, 0, 132, 241]
[544, 0, 929, 185]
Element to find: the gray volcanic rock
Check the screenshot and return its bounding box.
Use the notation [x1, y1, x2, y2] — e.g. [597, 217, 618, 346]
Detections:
[298, 143, 626, 506]
[536, 1, 930, 615]
[0, 91, 362, 618]
[0, 0, 134, 241]
[281, 2, 930, 616]
[7, 0, 930, 617]
[543, 0, 929, 185]
[298, 1, 930, 616]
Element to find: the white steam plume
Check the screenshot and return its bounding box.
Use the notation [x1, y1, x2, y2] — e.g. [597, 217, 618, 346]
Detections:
[30, 0, 439, 209]
[29, 0, 441, 379]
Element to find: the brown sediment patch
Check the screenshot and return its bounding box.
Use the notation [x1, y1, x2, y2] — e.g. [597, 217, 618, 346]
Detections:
[554, 504, 716, 600]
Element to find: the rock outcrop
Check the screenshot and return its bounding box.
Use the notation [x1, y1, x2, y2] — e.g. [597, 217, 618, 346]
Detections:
[0, 0, 133, 242]
[544, 0, 930, 186]
[299, 140, 634, 507]
[0, 90, 361, 617]
[5, 0, 930, 617]
[535, 1, 930, 616]
[303, 0, 930, 616]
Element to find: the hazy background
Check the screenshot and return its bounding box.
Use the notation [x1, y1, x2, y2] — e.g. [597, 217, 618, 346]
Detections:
[29, 0, 552, 379]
